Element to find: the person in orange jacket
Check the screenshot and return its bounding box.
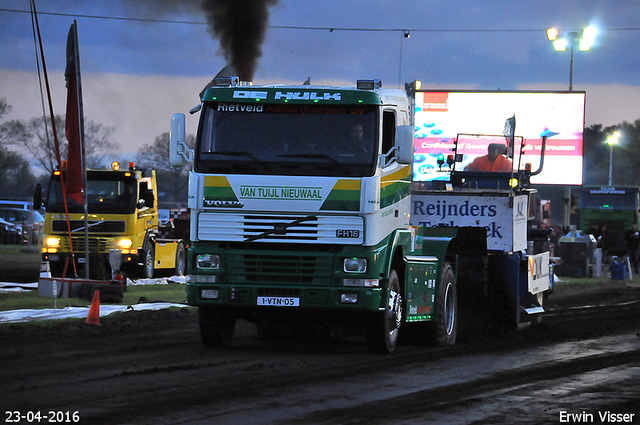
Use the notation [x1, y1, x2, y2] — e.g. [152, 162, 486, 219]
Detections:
[465, 143, 512, 172]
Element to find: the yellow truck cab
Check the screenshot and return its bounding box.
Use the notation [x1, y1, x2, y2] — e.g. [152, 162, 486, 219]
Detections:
[39, 161, 186, 280]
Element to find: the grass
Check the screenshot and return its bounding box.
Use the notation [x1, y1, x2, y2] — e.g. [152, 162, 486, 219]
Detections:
[0, 244, 41, 282]
[0, 283, 188, 312]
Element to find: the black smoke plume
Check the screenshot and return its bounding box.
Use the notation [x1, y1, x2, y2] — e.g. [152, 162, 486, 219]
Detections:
[201, 0, 278, 81]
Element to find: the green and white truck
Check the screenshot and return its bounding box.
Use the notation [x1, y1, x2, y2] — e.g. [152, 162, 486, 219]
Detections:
[170, 77, 551, 353]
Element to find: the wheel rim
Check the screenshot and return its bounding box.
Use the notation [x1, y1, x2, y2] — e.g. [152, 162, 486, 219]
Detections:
[387, 288, 402, 335]
[176, 247, 185, 275]
[145, 249, 153, 277]
[443, 282, 455, 336]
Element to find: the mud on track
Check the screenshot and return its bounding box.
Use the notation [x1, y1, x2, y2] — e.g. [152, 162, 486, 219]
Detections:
[1, 281, 639, 425]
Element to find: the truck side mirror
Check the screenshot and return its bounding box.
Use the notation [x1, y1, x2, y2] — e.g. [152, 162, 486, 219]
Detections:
[137, 182, 156, 209]
[396, 125, 414, 164]
[170, 113, 191, 167]
[33, 183, 42, 210]
[137, 193, 155, 210]
[146, 192, 155, 208]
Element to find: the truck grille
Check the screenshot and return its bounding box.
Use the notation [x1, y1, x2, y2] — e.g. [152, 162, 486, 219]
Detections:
[52, 220, 126, 233]
[226, 250, 334, 286]
[197, 213, 364, 244]
[60, 237, 108, 253]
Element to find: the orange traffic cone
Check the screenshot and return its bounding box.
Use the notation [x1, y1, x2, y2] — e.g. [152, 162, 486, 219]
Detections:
[85, 290, 101, 326]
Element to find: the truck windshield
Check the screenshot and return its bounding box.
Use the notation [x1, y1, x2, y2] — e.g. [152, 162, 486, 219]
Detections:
[46, 174, 137, 214]
[195, 103, 378, 177]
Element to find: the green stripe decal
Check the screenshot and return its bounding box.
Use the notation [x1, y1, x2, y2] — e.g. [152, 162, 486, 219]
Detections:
[320, 179, 361, 211]
[203, 176, 238, 201]
[380, 166, 411, 209]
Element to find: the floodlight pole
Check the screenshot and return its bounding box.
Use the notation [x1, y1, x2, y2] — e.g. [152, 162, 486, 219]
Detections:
[566, 31, 579, 91]
[608, 142, 613, 186]
[607, 131, 620, 186]
[569, 43, 574, 91]
[547, 27, 597, 230]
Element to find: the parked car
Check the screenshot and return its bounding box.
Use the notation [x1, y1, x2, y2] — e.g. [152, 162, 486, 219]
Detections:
[0, 208, 44, 245]
[0, 217, 21, 244]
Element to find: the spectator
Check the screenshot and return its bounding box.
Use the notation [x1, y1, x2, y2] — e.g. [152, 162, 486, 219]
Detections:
[625, 223, 640, 274]
[597, 224, 609, 262]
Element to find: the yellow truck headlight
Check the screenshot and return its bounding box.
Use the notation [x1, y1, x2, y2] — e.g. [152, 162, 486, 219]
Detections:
[117, 238, 133, 249]
[45, 237, 60, 248]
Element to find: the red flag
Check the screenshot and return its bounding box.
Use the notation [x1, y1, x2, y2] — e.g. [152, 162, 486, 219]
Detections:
[64, 22, 85, 205]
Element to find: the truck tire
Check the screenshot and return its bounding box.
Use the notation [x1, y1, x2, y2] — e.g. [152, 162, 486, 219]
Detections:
[199, 306, 236, 348]
[142, 245, 155, 279]
[365, 269, 402, 353]
[175, 242, 186, 276]
[430, 262, 457, 346]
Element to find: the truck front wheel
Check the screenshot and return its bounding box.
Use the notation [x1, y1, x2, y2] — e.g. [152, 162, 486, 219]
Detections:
[199, 306, 236, 347]
[142, 245, 155, 279]
[366, 269, 402, 353]
[175, 242, 186, 276]
[430, 262, 457, 346]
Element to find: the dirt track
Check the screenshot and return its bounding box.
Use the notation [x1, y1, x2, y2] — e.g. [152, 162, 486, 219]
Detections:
[2, 280, 640, 425]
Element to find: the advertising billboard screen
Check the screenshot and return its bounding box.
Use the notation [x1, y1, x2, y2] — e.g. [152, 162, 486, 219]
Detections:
[413, 90, 585, 185]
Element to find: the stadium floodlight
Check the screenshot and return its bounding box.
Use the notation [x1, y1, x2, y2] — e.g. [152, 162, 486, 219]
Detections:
[553, 38, 568, 51]
[579, 26, 598, 51]
[546, 26, 598, 90]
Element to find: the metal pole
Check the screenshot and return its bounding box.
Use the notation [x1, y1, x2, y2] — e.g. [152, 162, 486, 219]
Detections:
[398, 31, 404, 88]
[569, 44, 574, 91]
[563, 187, 571, 232]
[563, 37, 575, 231]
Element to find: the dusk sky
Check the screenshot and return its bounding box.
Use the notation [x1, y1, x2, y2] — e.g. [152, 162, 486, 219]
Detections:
[1, 0, 639, 173]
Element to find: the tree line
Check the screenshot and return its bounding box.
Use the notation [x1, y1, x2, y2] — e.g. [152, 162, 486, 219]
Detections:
[0, 98, 194, 205]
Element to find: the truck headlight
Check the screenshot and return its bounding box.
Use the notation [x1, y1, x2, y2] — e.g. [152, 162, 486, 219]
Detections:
[45, 236, 60, 248]
[197, 254, 220, 269]
[117, 238, 133, 249]
[344, 257, 367, 273]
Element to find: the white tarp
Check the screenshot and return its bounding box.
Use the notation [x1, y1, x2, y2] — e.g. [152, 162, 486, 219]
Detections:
[0, 282, 38, 293]
[0, 302, 189, 323]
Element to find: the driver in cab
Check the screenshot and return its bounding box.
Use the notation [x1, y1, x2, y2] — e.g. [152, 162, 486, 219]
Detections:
[464, 143, 512, 172]
[332, 123, 369, 155]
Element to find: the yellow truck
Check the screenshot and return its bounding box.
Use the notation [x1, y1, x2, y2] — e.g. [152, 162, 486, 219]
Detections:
[37, 161, 187, 281]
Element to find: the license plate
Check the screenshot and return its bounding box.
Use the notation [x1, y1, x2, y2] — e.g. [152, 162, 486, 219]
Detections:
[257, 296, 300, 307]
